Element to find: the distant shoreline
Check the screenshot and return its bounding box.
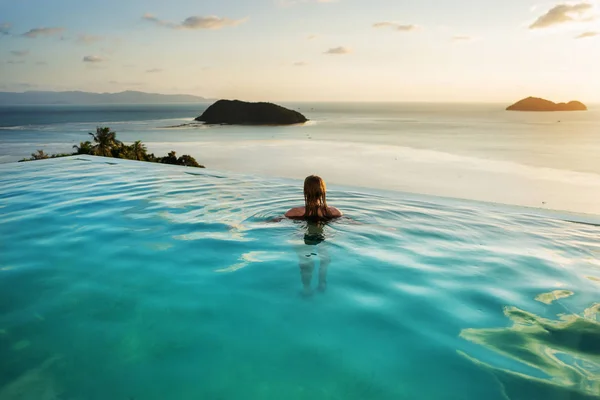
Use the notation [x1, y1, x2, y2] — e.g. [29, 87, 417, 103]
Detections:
[0, 90, 214, 106]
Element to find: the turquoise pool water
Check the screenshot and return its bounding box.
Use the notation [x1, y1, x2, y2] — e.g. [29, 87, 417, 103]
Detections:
[1, 157, 599, 399]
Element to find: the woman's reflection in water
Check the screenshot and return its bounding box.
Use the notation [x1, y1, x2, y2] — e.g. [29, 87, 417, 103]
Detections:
[296, 220, 330, 296]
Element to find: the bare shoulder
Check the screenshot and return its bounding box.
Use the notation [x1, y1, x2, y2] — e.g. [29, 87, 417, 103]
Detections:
[328, 206, 343, 218]
[285, 207, 305, 218]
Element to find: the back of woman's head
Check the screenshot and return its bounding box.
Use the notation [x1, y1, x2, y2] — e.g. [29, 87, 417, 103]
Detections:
[304, 175, 328, 218]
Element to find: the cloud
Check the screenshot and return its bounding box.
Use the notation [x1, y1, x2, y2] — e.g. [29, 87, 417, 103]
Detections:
[10, 50, 29, 56]
[293, 61, 308, 66]
[36, 61, 48, 66]
[0, 22, 11, 35]
[146, 68, 163, 73]
[529, 2, 596, 29]
[142, 13, 171, 27]
[373, 22, 418, 31]
[575, 30, 598, 37]
[452, 35, 472, 41]
[77, 34, 103, 45]
[182, 16, 246, 29]
[83, 55, 104, 63]
[142, 13, 247, 30]
[7, 60, 25, 64]
[307, 34, 318, 40]
[324, 46, 352, 54]
[22, 27, 65, 38]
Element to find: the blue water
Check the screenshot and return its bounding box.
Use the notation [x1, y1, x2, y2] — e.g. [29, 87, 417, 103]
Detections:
[1, 157, 599, 399]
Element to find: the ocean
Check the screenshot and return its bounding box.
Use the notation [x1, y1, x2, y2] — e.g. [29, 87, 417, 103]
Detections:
[1, 102, 600, 214]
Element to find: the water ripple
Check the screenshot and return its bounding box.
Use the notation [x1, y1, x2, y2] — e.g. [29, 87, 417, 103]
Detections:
[1, 156, 599, 399]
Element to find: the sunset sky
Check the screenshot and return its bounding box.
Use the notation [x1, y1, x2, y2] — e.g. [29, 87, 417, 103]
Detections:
[1, 0, 599, 102]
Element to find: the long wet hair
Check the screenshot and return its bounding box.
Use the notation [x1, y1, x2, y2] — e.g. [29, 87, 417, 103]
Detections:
[304, 175, 330, 219]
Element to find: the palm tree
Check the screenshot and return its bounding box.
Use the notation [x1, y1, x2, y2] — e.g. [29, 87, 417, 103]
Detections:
[73, 141, 94, 155]
[130, 140, 147, 161]
[88, 127, 121, 157]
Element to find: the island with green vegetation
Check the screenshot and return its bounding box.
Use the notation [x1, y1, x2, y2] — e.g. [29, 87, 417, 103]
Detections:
[196, 99, 308, 125]
[20, 127, 204, 168]
[506, 97, 587, 112]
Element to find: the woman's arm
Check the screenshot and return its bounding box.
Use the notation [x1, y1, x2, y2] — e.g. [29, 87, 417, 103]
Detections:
[266, 207, 304, 223]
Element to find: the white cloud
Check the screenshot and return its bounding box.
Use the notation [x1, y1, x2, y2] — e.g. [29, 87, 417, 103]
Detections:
[324, 46, 352, 54]
[373, 22, 418, 31]
[575, 30, 598, 37]
[22, 27, 65, 38]
[530, 2, 597, 29]
[142, 13, 247, 30]
[83, 55, 104, 63]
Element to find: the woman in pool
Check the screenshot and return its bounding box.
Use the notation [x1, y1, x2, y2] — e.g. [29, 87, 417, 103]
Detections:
[285, 175, 343, 221]
[286, 175, 342, 295]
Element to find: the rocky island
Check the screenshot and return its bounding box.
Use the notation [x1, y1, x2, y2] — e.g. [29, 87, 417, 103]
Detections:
[507, 97, 587, 112]
[195, 99, 308, 125]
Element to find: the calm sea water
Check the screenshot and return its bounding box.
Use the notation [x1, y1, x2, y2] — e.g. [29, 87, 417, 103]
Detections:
[2, 102, 600, 174]
[0, 157, 599, 399]
[1, 103, 600, 214]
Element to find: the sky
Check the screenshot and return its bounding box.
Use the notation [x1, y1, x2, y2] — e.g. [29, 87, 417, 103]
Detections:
[0, 0, 599, 102]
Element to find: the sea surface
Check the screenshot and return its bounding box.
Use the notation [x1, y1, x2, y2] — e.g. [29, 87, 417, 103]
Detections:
[1, 102, 600, 214]
[1, 157, 599, 399]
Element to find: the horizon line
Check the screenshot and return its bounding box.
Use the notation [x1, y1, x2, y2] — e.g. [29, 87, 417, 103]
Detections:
[0, 90, 594, 105]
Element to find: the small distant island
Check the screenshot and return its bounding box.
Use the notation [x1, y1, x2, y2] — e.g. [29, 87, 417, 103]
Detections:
[506, 97, 587, 112]
[20, 127, 204, 168]
[196, 99, 308, 125]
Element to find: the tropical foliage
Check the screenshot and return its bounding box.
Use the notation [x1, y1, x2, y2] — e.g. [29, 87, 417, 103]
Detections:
[30, 150, 50, 160]
[73, 141, 94, 155]
[20, 126, 204, 168]
[88, 127, 121, 157]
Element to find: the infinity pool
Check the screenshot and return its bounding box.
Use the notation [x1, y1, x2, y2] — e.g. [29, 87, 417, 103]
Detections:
[1, 157, 599, 399]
